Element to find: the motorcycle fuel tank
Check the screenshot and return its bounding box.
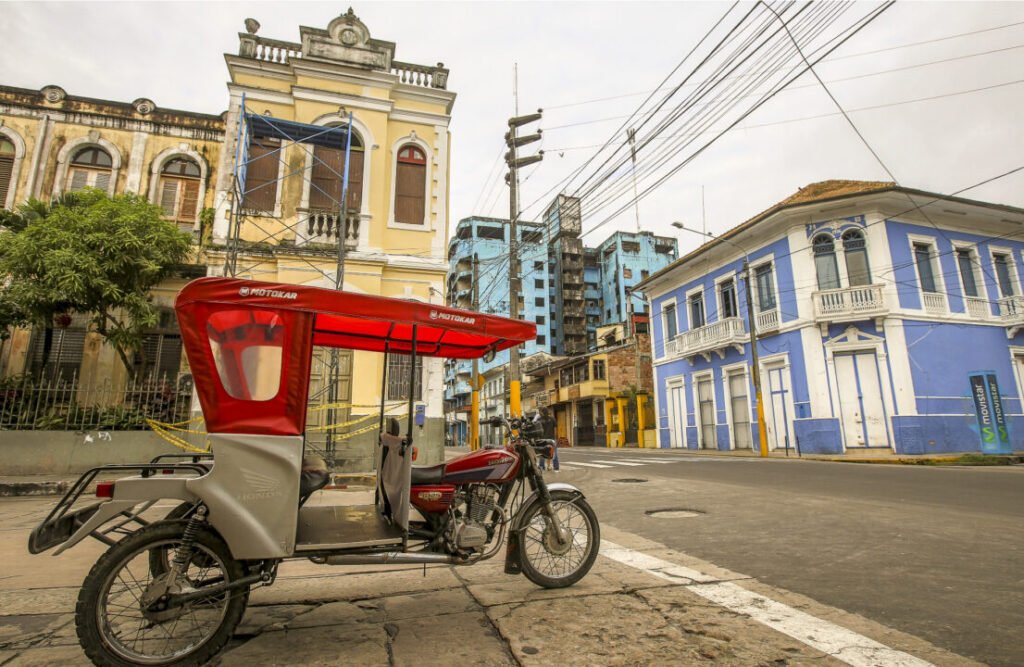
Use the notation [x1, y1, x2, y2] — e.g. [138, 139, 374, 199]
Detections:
[442, 448, 520, 484]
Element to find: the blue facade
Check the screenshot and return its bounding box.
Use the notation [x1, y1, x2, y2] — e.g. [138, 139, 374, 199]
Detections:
[643, 182, 1024, 456]
[444, 217, 551, 439]
[596, 231, 678, 325]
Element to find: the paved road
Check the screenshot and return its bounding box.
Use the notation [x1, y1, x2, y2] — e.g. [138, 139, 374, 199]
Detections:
[0, 450, 1014, 666]
[553, 447, 1024, 667]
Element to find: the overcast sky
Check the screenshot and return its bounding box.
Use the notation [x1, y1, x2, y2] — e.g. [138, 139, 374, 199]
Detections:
[2, 1, 1022, 256]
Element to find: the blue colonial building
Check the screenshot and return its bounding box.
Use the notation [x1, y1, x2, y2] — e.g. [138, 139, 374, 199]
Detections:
[636, 180, 1024, 456]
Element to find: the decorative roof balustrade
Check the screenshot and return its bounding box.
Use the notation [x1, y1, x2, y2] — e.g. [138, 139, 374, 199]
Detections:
[237, 34, 448, 90]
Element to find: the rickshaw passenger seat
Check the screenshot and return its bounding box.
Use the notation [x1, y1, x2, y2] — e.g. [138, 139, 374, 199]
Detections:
[410, 463, 445, 485]
[299, 455, 331, 505]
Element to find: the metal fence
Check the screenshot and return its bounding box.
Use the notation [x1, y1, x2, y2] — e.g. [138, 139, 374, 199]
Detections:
[0, 372, 194, 431]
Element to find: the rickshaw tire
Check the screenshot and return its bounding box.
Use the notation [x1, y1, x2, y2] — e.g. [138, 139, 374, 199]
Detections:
[76, 521, 249, 667]
[517, 490, 600, 589]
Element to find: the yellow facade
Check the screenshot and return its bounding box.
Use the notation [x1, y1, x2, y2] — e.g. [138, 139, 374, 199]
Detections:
[0, 10, 456, 437]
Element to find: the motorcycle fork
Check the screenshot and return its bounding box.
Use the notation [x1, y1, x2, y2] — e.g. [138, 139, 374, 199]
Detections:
[524, 448, 571, 548]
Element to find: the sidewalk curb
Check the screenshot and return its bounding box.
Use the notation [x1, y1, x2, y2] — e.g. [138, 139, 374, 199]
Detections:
[0, 480, 71, 497]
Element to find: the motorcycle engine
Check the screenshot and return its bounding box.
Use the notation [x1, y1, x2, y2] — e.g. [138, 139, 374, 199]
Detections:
[447, 484, 499, 551]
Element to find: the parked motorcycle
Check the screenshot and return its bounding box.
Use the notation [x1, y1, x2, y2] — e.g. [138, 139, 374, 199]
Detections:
[28, 277, 599, 666]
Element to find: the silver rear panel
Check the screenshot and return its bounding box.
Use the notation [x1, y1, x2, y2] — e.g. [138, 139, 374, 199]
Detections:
[187, 433, 302, 559]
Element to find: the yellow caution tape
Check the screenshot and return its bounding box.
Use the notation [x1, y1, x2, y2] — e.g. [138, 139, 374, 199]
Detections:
[146, 419, 211, 454]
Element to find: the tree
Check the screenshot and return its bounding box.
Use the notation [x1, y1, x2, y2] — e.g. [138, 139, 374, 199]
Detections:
[0, 189, 193, 378]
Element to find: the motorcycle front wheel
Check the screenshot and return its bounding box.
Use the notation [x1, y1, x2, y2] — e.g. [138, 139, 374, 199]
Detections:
[76, 521, 249, 667]
[517, 489, 600, 589]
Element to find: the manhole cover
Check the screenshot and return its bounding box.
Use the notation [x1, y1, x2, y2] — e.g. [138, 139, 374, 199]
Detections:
[645, 508, 704, 519]
[611, 478, 648, 484]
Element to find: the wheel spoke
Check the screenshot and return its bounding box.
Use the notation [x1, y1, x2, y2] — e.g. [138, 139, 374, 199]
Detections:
[94, 535, 235, 663]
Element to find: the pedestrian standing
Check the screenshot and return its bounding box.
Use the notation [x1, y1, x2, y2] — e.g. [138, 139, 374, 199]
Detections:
[537, 406, 559, 472]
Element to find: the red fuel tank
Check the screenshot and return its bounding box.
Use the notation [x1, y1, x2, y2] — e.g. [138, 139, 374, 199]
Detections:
[442, 448, 520, 484]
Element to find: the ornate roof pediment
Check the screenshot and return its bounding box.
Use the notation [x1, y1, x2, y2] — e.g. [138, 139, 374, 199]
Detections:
[300, 8, 395, 70]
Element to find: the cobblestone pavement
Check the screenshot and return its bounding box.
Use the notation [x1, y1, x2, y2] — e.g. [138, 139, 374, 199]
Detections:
[0, 493, 979, 667]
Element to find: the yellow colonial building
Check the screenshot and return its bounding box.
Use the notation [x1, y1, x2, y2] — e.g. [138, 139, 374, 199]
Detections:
[0, 10, 455, 463]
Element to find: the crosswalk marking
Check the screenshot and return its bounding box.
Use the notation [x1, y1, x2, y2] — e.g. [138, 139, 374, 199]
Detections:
[620, 458, 674, 464]
[570, 461, 614, 469]
[592, 459, 644, 466]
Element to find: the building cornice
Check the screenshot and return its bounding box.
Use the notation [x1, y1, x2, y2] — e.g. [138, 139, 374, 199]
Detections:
[291, 87, 394, 114]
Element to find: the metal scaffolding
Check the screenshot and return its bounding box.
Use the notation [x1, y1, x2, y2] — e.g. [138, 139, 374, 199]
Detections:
[225, 94, 358, 462]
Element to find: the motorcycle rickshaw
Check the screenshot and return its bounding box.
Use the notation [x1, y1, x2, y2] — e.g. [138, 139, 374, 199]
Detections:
[28, 277, 600, 667]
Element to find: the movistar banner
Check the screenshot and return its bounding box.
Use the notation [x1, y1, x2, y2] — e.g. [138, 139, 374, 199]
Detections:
[969, 371, 1011, 454]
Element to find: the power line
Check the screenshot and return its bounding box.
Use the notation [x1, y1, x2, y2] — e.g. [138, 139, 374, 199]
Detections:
[578, 1, 850, 219]
[542, 19, 1024, 112]
[544, 76, 1024, 152]
[579, 1, 895, 239]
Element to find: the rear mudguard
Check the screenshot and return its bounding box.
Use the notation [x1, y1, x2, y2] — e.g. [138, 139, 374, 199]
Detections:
[53, 477, 197, 555]
[503, 482, 585, 575]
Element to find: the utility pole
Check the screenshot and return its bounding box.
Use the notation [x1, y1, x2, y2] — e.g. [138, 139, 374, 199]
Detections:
[470, 253, 481, 451]
[628, 128, 641, 234]
[741, 261, 770, 457]
[505, 87, 543, 417]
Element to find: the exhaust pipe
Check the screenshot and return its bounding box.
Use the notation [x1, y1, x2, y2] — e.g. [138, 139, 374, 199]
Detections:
[320, 552, 462, 566]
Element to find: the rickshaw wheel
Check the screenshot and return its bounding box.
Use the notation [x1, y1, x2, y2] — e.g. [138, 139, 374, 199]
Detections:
[517, 490, 601, 589]
[76, 522, 248, 667]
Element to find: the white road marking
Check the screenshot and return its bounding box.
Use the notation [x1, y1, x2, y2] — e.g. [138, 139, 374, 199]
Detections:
[619, 458, 674, 464]
[600, 539, 934, 667]
[570, 462, 613, 469]
[592, 460, 645, 467]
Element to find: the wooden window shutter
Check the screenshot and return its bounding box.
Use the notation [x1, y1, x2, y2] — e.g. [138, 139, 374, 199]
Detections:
[0, 156, 12, 206]
[345, 150, 363, 213]
[180, 179, 200, 221]
[69, 169, 89, 192]
[242, 140, 280, 211]
[310, 146, 344, 211]
[395, 151, 425, 224]
[93, 171, 111, 193]
[159, 179, 179, 217]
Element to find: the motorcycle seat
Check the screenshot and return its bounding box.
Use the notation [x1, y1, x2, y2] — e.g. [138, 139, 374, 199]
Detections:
[299, 456, 331, 502]
[411, 463, 445, 485]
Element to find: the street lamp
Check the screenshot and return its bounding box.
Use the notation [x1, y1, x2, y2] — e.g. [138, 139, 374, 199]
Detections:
[671, 221, 769, 458]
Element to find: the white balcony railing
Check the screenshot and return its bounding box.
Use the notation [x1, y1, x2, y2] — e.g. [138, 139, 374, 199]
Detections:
[756, 308, 780, 333]
[813, 284, 887, 322]
[668, 317, 747, 360]
[999, 296, 1024, 322]
[296, 209, 360, 249]
[964, 296, 991, 320]
[922, 291, 947, 315]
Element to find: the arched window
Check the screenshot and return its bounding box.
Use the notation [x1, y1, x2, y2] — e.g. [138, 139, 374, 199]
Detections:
[310, 127, 364, 212]
[0, 138, 14, 208]
[394, 145, 426, 225]
[813, 234, 840, 290]
[158, 157, 201, 226]
[67, 146, 113, 192]
[842, 229, 870, 286]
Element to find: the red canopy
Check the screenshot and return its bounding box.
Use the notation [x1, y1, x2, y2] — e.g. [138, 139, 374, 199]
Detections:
[176, 277, 535, 359]
[174, 278, 536, 435]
